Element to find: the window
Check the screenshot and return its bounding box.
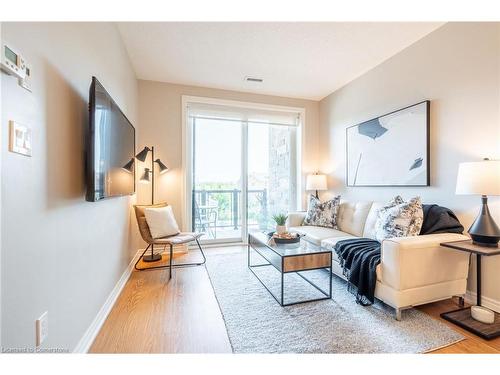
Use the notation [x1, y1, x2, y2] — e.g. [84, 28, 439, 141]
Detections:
[184, 98, 303, 244]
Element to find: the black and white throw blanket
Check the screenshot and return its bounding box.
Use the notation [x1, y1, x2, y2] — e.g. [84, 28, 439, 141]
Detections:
[333, 204, 464, 306]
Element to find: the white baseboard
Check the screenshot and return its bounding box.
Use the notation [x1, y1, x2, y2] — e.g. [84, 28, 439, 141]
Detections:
[73, 249, 142, 353]
[465, 290, 500, 313]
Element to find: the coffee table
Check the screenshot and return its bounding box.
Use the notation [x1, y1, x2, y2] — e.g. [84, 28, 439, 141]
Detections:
[248, 232, 332, 306]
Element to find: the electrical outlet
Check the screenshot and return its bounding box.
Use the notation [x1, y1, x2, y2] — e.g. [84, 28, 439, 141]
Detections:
[35, 311, 48, 347]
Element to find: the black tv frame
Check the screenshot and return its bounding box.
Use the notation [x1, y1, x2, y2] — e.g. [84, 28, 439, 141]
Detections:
[85, 76, 136, 202]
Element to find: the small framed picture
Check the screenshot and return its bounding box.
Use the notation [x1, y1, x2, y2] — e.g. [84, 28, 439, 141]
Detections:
[9, 121, 32, 157]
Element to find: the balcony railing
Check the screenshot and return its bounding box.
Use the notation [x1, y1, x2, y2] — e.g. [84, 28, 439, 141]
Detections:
[192, 188, 268, 239]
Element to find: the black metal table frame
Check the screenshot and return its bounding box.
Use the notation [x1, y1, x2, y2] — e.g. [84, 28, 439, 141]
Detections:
[440, 244, 500, 340]
[247, 235, 332, 307]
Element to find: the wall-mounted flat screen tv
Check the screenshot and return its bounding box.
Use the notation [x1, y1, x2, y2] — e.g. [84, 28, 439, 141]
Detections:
[86, 77, 135, 202]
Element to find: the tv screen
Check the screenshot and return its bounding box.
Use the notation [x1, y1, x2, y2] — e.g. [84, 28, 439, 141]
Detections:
[86, 77, 135, 202]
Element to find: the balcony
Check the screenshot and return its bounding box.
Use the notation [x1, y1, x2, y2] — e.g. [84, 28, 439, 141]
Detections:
[192, 188, 269, 240]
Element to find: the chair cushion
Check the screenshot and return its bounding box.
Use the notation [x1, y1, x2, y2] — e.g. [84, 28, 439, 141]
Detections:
[144, 205, 180, 239]
[289, 226, 352, 246]
[134, 202, 169, 243]
[154, 232, 203, 245]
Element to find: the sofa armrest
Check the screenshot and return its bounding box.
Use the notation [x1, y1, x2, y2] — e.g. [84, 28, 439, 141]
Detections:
[287, 211, 307, 228]
[380, 233, 470, 291]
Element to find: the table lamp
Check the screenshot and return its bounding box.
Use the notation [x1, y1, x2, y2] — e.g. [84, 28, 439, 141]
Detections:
[306, 173, 327, 199]
[456, 158, 500, 247]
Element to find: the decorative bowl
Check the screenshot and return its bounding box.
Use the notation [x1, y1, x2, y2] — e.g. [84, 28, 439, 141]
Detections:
[267, 231, 304, 244]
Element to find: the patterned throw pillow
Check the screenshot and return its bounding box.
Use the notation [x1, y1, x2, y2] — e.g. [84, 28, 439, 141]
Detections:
[303, 194, 341, 229]
[375, 196, 423, 242]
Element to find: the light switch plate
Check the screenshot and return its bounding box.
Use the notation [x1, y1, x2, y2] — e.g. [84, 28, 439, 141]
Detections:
[9, 121, 32, 157]
[35, 311, 48, 347]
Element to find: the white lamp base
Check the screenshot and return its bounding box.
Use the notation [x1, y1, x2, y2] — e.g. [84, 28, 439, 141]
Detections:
[471, 305, 495, 324]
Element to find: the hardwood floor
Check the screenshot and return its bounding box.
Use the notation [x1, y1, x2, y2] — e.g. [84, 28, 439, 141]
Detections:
[90, 245, 500, 354]
[90, 248, 233, 353]
[417, 298, 500, 353]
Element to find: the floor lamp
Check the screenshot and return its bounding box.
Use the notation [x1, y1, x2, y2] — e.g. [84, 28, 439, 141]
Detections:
[135, 146, 169, 204]
[135, 146, 169, 262]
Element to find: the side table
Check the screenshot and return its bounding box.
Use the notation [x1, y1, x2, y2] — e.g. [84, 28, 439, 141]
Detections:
[440, 240, 500, 340]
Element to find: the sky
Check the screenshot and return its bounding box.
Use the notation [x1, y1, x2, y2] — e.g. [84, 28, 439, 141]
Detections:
[194, 118, 270, 185]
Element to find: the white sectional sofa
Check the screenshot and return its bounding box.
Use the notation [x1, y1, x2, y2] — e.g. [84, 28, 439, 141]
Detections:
[287, 200, 470, 319]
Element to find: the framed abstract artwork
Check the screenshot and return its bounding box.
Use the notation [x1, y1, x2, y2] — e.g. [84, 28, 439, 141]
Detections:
[346, 101, 430, 187]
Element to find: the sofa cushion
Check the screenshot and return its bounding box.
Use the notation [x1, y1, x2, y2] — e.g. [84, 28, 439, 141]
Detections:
[375, 196, 423, 241]
[320, 235, 356, 262]
[303, 194, 341, 229]
[288, 226, 351, 246]
[321, 235, 357, 250]
[362, 202, 384, 239]
[286, 211, 307, 228]
[337, 201, 373, 237]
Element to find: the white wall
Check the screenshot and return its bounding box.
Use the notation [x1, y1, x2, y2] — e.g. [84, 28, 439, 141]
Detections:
[1, 23, 139, 351]
[319, 23, 500, 306]
[0, 21, 3, 349]
[137, 80, 320, 229]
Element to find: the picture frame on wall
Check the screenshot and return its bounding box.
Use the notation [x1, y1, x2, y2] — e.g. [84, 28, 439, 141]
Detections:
[346, 100, 430, 187]
[9, 121, 32, 157]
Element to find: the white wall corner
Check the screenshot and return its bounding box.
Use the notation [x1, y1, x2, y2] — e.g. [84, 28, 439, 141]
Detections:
[0, 21, 3, 348]
[72, 249, 142, 353]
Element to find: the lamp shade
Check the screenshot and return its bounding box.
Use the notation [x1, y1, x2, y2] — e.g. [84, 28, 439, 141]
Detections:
[140, 168, 151, 183]
[306, 174, 327, 191]
[456, 160, 500, 196]
[121, 158, 134, 173]
[135, 146, 151, 162]
[155, 159, 169, 174]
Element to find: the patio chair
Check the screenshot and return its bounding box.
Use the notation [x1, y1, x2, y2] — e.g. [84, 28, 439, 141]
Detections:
[133, 203, 206, 278]
[194, 199, 218, 238]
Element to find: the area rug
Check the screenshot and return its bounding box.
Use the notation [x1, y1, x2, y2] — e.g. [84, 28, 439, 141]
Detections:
[205, 251, 464, 353]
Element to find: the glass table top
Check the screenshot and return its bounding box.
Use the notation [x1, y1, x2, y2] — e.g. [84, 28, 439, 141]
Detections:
[249, 231, 330, 257]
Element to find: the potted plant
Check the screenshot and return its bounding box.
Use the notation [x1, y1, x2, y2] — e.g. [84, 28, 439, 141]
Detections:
[272, 213, 288, 235]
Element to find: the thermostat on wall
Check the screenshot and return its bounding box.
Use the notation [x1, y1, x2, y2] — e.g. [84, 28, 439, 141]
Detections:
[1, 43, 26, 79]
[18, 64, 32, 92]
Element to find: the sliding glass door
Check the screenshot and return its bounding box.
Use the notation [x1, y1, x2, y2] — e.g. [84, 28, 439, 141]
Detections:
[192, 117, 244, 242]
[189, 101, 301, 244]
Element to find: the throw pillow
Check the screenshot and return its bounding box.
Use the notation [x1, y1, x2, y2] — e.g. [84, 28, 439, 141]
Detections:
[375, 195, 423, 242]
[303, 194, 341, 229]
[144, 205, 181, 239]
